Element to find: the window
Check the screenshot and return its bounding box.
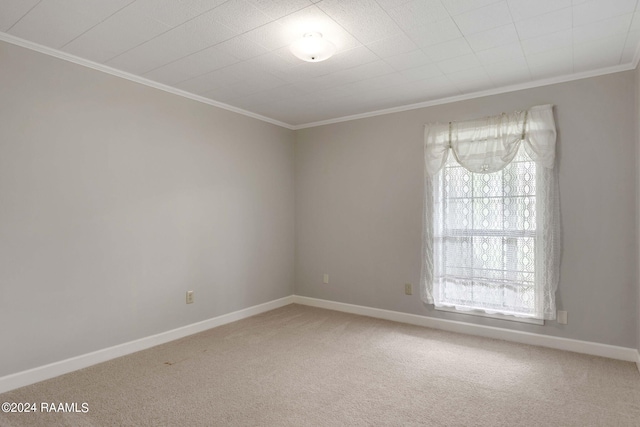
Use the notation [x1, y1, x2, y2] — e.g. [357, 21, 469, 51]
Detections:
[421, 105, 559, 321]
[434, 149, 538, 319]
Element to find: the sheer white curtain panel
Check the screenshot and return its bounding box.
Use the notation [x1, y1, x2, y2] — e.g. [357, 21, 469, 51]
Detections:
[421, 105, 560, 320]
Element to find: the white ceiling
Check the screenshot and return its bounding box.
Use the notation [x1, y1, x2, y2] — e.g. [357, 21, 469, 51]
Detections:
[2, 0, 639, 128]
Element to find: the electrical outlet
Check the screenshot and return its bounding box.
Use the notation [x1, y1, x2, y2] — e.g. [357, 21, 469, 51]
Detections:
[557, 310, 567, 324]
[405, 283, 413, 295]
[323, 274, 329, 284]
[186, 290, 194, 304]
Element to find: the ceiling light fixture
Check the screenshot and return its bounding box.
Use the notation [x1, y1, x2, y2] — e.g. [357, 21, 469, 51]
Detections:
[290, 32, 336, 63]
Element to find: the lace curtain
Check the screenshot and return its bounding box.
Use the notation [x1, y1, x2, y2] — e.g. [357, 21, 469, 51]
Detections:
[421, 105, 560, 320]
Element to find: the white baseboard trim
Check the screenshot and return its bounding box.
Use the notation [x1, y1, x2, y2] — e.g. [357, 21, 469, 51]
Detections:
[0, 296, 294, 394]
[293, 296, 638, 363]
[2, 295, 636, 394]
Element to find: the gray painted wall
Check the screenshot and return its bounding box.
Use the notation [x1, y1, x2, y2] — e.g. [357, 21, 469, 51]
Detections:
[295, 71, 638, 348]
[0, 41, 295, 377]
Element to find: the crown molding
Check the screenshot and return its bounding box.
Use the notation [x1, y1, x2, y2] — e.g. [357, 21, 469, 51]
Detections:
[291, 62, 637, 129]
[0, 32, 295, 130]
[2, 31, 638, 131]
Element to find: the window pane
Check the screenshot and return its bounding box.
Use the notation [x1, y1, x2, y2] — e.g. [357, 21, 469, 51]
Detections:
[435, 148, 537, 317]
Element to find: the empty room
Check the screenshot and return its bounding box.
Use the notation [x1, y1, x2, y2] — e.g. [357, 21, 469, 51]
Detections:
[1, 0, 640, 425]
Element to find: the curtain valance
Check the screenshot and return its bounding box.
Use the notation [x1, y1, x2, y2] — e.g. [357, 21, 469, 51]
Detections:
[424, 104, 556, 176]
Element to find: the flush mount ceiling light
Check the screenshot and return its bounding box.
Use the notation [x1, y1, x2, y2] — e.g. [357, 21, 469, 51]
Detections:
[290, 32, 336, 62]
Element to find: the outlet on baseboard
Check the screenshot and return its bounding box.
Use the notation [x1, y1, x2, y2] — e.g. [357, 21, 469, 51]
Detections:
[557, 310, 567, 324]
[404, 283, 413, 295]
[186, 290, 194, 304]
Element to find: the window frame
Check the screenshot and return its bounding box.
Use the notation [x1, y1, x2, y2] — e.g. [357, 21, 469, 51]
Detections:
[435, 306, 544, 325]
[432, 148, 543, 324]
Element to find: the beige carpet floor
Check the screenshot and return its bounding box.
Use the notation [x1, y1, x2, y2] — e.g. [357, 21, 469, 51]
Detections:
[1, 304, 639, 426]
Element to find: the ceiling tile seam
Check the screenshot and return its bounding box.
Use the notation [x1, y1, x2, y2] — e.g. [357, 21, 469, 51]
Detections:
[573, 2, 640, 28]
[141, 2, 320, 84]
[439, 22, 474, 72]
[103, 0, 236, 66]
[454, 50, 485, 84]
[5, 0, 42, 33]
[176, 65, 230, 94]
[516, 3, 574, 24]
[518, 28, 572, 56]
[632, 2, 640, 67]
[0, 32, 294, 130]
[166, 52, 284, 94]
[567, 10, 639, 70]
[451, 1, 513, 37]
[502, 0, 533, 84]
[443, 6, 499, 90]
[301, 68, 407, 105]
[633, 32, 640, 66]
[179, 52, 289, 96]
[100, 26, 177, 65]
[312, 3, 386, 65]
[233, 2, 347, 60]
[355, 3, 398, 52]
[374, 1, 452, 77]
[506, 1, 547, 83]
[174, 58, 256, 92]
[205, 77, 292, 106]
[475, 59, 508, 91]
[442, 0, 503, 16]
[270, 48, 390, 95]
[530, 4, 640, 68]
[617, 1, 640, 64]
[139, 28, 249, 78]
[382, 2, 439, 58]
[257, 2, 310, 21]
[174, 52, 294, 98]
[435, 74, 460, 98]
[60, 0, 137, 50]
